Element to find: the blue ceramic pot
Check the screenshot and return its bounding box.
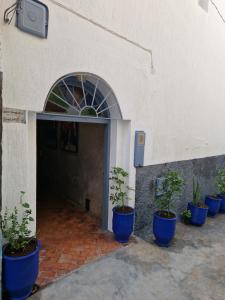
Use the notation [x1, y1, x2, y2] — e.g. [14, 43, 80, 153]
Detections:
[205, 196, 221, 217]
[153, 211, 176, 247]
[217, 194, 225, 213]
[3, 240, 40, 300]
[112, 207, 134, 243]
[187, 202, 208, 226]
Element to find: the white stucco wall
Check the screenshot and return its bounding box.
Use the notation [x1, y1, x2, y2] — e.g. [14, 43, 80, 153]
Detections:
[1, 0, 225, 228]
[2, 112, 36, 233]
[1, 0, 225, 165]
[0, 22, 2, 73]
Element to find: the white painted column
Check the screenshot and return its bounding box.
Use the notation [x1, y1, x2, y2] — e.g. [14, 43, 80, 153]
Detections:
[27, 112, 37, 234]
[108, 119, 135, 230]
[2, 111, 36, 234]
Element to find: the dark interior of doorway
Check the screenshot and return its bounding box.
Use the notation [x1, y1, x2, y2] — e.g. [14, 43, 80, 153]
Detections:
[36, 120, 119, 287]
[37, 119, 105, 218]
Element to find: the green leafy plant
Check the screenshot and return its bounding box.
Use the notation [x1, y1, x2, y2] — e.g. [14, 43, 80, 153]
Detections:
[156, 170, 184, 218]
[1, 191, 35, 254]
[181, 209, 191, 224]
[193, 178, 201, 205]
[109, 167, 133, 210]
[216, 169, 225, 195]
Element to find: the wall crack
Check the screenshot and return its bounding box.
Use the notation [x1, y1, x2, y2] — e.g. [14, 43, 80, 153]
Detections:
[48, 0, 155, 72]
[209, 0, 225, 24]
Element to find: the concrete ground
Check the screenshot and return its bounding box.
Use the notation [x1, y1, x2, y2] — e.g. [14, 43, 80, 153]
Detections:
[31, 214, 225, 300]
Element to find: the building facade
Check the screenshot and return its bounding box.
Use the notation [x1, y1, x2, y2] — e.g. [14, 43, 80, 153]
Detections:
[1, 0, 225, 233]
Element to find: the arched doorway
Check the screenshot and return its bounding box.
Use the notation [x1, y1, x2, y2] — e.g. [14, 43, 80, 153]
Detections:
[36, 73, 122, 286]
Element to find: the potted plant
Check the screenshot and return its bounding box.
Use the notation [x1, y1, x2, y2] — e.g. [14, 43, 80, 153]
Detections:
[187, 179, 208, 226]
[1, 192, 40, 300]
[110, 167, 134, 243]
[216, 169, 225, 213]
[181, 209, 192, 225]
[205, 194, 221, 216]
[153, 170, 184, 247]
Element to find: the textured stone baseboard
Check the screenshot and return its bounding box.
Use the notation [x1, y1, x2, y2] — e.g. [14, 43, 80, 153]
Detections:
[134, 154, 225, 232]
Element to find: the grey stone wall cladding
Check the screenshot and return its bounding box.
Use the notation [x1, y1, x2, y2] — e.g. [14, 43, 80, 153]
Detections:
[134, 155, 225, 232]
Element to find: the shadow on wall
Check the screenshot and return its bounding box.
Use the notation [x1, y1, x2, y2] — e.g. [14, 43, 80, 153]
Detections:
[134, 155, 225, 232]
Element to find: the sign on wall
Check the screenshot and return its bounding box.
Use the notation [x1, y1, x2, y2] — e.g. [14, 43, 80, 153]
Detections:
[134, 131, 146, 167]
[3, 108, 26, 124]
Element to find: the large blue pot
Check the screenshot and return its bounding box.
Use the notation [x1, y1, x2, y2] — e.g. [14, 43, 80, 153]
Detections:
[3, 240, 40, 300]
[205, 196, 221, 217]
[187, 202, 208, 226]
[153, 211, 176, 247]
[112, 207, 134, 243]
[217, 194, 225, 213]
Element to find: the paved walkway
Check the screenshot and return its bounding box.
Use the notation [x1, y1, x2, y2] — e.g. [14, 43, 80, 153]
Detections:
[31, 214, 225, 300]
[37, 196, 120, 286]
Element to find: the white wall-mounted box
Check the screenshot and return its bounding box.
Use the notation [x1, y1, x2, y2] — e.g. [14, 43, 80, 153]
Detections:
[198, 0, 209, 12]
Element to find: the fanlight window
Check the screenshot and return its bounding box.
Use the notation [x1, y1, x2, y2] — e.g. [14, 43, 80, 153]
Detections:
[45, 73, 122, 119]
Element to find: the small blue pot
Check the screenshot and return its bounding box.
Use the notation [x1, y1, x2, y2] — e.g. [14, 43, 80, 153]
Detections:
[217, 194, 225, 213]
[3, 240, 40, 300]
[205, 196, 221, 217]
[153, 211, 176, 247]
[187, 202, 208, 226]
[112, 207, 134, 243]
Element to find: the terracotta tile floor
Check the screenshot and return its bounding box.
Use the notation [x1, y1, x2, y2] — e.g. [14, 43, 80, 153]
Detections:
[36, 198, 121, 287]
